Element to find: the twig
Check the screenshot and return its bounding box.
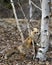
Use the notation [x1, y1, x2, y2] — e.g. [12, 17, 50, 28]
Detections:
[32, 40, 35, 59]
[40, 0, 42, 4]
[51, 7, 52, 9]
[31, 1, 42, 11]
[0, 47, 8, 54]
[17, 2, 26, 19]
[10, 0, 24, 43]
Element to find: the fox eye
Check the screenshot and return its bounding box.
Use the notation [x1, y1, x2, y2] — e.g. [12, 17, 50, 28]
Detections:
[36, 32, 38, 33]
[35, 32, 36, 34]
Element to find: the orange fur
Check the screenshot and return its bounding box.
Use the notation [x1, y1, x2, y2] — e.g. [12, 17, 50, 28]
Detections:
[24, 37, 32, 48]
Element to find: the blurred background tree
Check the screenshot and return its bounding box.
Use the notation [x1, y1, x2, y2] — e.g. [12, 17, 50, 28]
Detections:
[0, 0, 12, 9]
[0, 0, 41, 19]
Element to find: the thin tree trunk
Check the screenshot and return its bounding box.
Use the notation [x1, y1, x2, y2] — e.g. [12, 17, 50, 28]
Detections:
[29, 0, 32, 22]
[29, 0, 36, 59]
[36, 0, 51, 61]
[10, 0, 24, 43]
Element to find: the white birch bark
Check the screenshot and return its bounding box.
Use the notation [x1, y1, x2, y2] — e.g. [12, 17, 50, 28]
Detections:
[40, 0, 42, 3]
[29, 0, 32, 21]
[10, 0, 24, 43]
[36, 0, 50, 61]
[51, 0, 52, 4]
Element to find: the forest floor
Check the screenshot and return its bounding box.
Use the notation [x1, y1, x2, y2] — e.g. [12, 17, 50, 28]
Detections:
[0, 18, 52, 65]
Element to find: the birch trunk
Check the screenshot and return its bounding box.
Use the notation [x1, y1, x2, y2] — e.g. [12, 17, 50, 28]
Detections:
[10, 0, 24, 43]
[36, 0, 50, 61]
[29, 0, 32, 21]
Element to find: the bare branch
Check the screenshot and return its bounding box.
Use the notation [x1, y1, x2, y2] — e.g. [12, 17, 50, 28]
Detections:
[17, 2, 26, 19]
[40, 0, 41, 3]
[31, 1, 42, 11]
[17, 2, 31, 37]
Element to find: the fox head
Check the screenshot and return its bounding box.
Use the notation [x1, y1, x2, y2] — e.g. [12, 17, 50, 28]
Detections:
[24, 28, 39, 48]
[30, 28, 39, 38]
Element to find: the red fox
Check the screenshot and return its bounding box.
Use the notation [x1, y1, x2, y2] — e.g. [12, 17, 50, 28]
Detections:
[18, 28, 39, 55]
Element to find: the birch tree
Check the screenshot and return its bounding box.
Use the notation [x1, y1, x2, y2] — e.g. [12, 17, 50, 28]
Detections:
[36, 0, 51, 61]
[29, 0, 32, 22]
